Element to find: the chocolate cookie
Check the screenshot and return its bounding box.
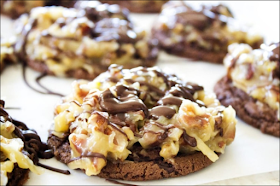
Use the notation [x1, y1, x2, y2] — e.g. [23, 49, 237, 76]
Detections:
[6, 1, 158, 79]
[215, 77, 279, 137]
[100, 0, 168, 13]
[151, 1, 263, 63]
[1, 0, 75, 19]
[214, 43, 279, 137]
[48, 65, 236, 181]
[0, 100, 70, 186]
[6, 164, 29, 186]
[48, 135, 213, 181]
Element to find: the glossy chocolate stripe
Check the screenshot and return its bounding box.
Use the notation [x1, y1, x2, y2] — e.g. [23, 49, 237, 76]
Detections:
[22, 63, 64, 97]
[149, 106, 176, 119]
[160, 96, 183, 107]
[99, 85, 148, 116]
[37, 162, 70, 175]
[183, 130, 197, 147]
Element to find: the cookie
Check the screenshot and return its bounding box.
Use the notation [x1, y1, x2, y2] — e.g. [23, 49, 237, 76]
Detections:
[151, 1, 264, 63]
[48, 64, 236, 181]
[0, 38, 17, 73]
[1, 0, 75, 19]
[48, 135, 214, 181]
[6, 164, 29, 186]
[214, 43, 279, 137]
[0, 100, 69, 186]
[7, 1, 158, 79]
[100, 0, 168, 13]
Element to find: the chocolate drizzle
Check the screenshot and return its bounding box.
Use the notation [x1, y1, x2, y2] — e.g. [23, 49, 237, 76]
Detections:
[96, 66, 205, 149]
[246, 64, 255, 80]
[149, 106, 176, 119]
[0, 100, 70, 175]
[183, 130, 197, 147]
[160, 96, 183, 107]
[6, 2, 158, 96]
[37, 162, 70, 175]
[152, 1, 261, 57]
[169, 84, 197, 102]
[22, 64, 65, 97]
[99, 85, 148, 116]
[14, 18, 37, 60]
[12, 16, 65, 97]
[56, 65, 212, 169]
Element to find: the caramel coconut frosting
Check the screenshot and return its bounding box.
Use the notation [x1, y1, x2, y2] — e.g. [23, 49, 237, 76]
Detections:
[1, 1, 158, 79]
[224, 42, 280, 119]
[151, 1, 263, 63]
[49, 65, 236, 177]
[0, 100, 69, 186]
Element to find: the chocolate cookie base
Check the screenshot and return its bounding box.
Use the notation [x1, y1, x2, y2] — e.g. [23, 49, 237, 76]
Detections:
[165, 44, 227, 64]
[27, 58, 157, 80]
[152, 29, 263, 64]
[48, 134, 214, 181]
[214, 76, 279, 137]
[7, 164, 29, 186]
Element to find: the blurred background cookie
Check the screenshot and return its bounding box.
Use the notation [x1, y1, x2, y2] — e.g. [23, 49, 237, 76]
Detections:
[151, 1, 264, 63]
[2, 1, 158, 79]
[0, 0, 75, 19]
[214, 42, 279, 137]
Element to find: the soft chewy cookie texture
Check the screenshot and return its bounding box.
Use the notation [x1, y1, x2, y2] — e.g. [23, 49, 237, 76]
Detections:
[151, 1, 264, 63]
[100, 0, 168, 13]
[48, 65, 236, 181]
[2, 1, 158, 79]
[214, 42, 279, 137]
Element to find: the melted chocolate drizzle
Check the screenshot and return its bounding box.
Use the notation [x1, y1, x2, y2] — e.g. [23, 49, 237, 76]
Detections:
[149, 106, 176, 119]
[96, 66, 205, 148]
[14, 16, 64, 97]
[99, 84, 148, 116]
[37, 162, 70, 175]
[22, 65, 65, 97]
[0, 100, 70, 175]
[66, 66, 208, 167]
[160, 96, 183, 107]
[155, 2, 241, 53]
[183, 130, 197, 147]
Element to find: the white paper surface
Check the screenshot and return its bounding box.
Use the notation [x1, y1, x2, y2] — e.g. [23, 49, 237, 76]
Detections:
[1, 1, 279, 185]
